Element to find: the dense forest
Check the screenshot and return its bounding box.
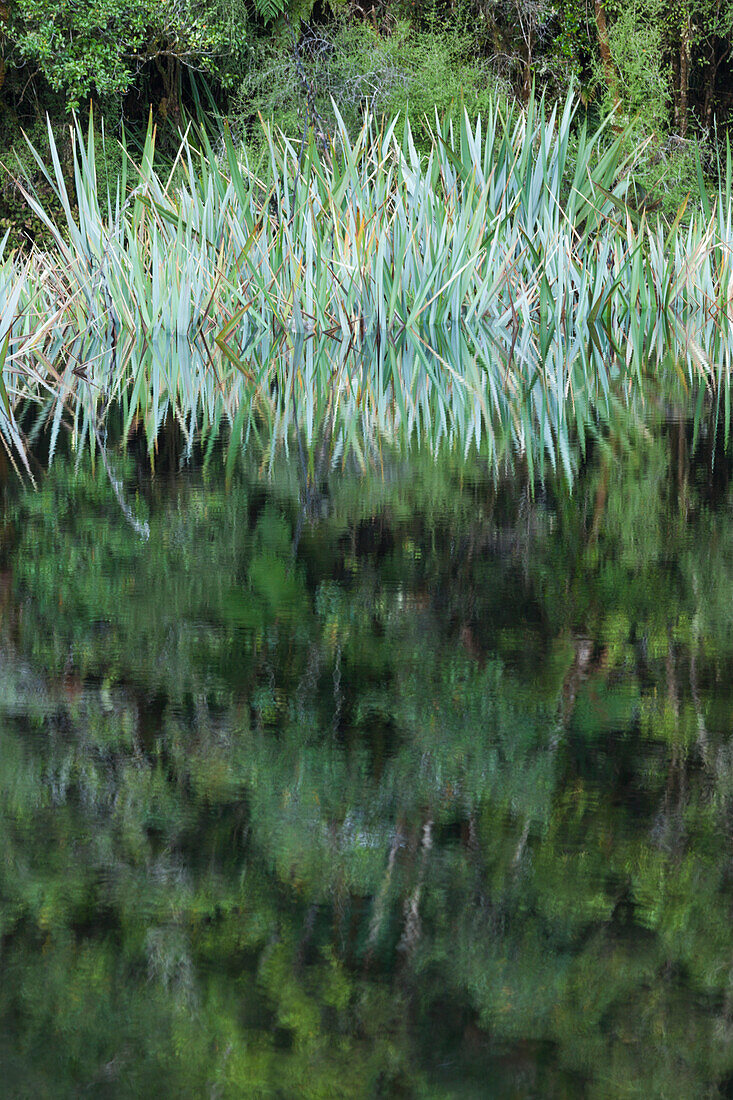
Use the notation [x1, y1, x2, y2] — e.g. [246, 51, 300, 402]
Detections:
[1, 0, 733, 234]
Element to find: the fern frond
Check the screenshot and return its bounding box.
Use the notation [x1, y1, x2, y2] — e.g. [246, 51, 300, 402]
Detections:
[255, 0, 286, 24]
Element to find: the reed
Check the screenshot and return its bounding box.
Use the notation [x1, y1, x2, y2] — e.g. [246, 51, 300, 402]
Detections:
[0, 93, 731, 479]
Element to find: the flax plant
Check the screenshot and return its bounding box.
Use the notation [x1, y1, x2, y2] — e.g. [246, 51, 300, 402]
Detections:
[0, 92, 730, 479]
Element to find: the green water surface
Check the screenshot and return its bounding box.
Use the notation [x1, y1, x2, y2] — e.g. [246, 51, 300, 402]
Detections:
[1, 418, 733, 1097]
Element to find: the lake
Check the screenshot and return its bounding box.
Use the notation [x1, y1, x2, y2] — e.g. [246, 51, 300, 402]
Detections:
[1, 411, 733, 1097]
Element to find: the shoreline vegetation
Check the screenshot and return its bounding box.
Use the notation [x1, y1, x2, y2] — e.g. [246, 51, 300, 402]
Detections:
[0, 92, 732, 483]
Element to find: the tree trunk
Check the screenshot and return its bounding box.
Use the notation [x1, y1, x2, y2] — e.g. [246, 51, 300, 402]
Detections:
[703, 42, 729, 131]
[704, 46, 716, 129]
[594, 0, 620, 114]
[679, 20, 691, 137]
[523, 36, 532, 103]
[155, 56, 181, 122]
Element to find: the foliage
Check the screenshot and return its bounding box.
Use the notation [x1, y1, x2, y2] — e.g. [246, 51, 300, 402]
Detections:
[0, 0, 733, 179]
[4, 0, 250, 111]
[599, 0, 670, 132]
[234, 21, 510, 151]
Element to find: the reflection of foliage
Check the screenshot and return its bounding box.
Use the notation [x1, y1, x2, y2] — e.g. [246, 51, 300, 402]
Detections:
[2, 423, 733, 1093]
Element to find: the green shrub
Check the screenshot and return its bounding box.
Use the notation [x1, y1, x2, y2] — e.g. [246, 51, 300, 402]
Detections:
[232, 20, 510, 150]
[5, 0, 251, 112]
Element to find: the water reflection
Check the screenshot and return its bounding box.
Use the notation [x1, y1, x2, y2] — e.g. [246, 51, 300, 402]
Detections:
[1, 421, 733, 1096]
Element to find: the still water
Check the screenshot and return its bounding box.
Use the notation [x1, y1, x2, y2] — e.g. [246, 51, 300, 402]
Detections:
[2, 420, 733, 1097]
